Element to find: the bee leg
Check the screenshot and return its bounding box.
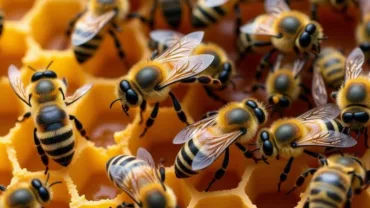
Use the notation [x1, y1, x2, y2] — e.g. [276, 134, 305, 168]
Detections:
[169, 92, 189, 126]
[159, 165, 166, 182]
[201, 111, 218, 119]
[234, 2, 242, 36]
[203, 87, 227, 104]
[299, 94, 312, 109]
[299, 83, 311, 95]
[34, 128, 49, 175]
[344, 189, 352, 208]
[278, 157, 294, 192]
[311, 3, 318, 21]
[117, 202, 134, 208]
[364, 127, 369, 148]
[244, 83, 265, 94]
[16, 111, 31, 122]
[0, 185, 6, 191]
[235, 143, 268, 164]
[205, 147, 230, 192]
[140, 102, 160, 137]
[303, 149, 328, 165]
[303, 200, 309, 208]
[108, 29, 128, 66]
[256, 49, 277, 80]
[139, 100, 147, 124]
[286, 168, 317, 195]
[69, 115, 89, 140]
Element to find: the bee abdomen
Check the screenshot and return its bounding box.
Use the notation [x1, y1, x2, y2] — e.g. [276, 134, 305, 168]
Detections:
[73, 35, 102, 63]
[160, 0, 182, 28]
[191, 5, 226, 28]
[237, 33, 252, 53]
[175, 139, 200, 178]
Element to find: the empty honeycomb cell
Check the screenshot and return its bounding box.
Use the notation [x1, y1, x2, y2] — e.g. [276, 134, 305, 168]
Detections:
[244, 159, 309, 208]
[28, 0, 84, 50]
[0, 0, 35, 21]
[164, 170, 192, 208]
[193, 194, 249, 208]
[186, 145, 250, 192]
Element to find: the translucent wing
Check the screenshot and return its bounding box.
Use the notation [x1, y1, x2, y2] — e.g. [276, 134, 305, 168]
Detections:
[312, 66, 328, 106]
[359, 0, 370, 16]
[240, 20, 279, 37]
[265, 0, 290, 17]
[292, 59, 306, 78]
[155, 31, 204, 64]
[345, 47, 364, 82]
[150, 30, 184, 48]
[295, 123, 357, 148]
[65, 84, 92, 106]
[108, 164, 140, 201]
[71, 10, 116, 46]
[136, 148, 155, 168]
[297, 103, 340, 122]
[273, 54, 284, 72]
[157, 54, 214, 89]
[192, 129, 244, 171]
[8, 65, 30, 106]
[173, 114, 217, 144]
[203, 0, 229, 7]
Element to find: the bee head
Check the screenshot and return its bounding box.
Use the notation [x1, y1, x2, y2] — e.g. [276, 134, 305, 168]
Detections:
[268, 94, 291, 108]
[30, 61, 58, 82]
[243, 99, 267, 125]
[111, 80, 140, 109]
[257, 129, 276, 157]
[296, 23, 324, 55]
[30, 179, 50, 203]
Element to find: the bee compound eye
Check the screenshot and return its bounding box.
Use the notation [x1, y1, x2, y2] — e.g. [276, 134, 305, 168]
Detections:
[31, 72, 43, 82]
[31, 179, 42, 189]
[305, 24, 316, 35]
[360, 42, 370, 52]
[260, 131, 269, 141]
[342, 112, 353, 123]
[354, 112, 369, 123]
[38, 187, 50, 202]
[254, 108, 266, 124]
[245, 100, 257, 109]
[119, 80, 131, 92]
[263, 141, 274, 156]
[44, 70, 57, 78]
[125, 89, 139, 105]
[299, 32, 311, 48]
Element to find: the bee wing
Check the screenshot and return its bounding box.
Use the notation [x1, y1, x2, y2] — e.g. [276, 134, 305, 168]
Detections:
[173, 114, 218, 144]
[240, 20, 279, 37]
[273, 54, 284, 72]
[192, 129, 244, 171]
[203, 0, 229, 7]
[265, 0, 290, 17]
[108, 164, 140, 201]
[155, 31, 204, 64]
[150, 30, 184, 48]
[312, 66, 328, 106]
[297, 103, 340, 122]
[157, 54, 214, 89]
[65, 84, 92, 106]
[71, 10, 116, 46]
[295, 123, 357, 148]
[359, 0, 370, 16]
[292, 59, 306, 78]
[136, 147, 155, 168]
[345, 47, 365, 82]
[8, 65, 30, 106]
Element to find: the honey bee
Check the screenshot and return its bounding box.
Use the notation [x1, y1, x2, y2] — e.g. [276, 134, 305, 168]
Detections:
[128, 0, 242, 30]
[310, 0, 356, 20]
[241, 0, 325, 72]
[106, 148, 178, 208]
[287, 154, 370, 208]
[314, 47, 346, 90]
[356, 0, 370, 60]
[8, 62, 92, 173]
[173, 98, 268, 191]
[66, 0, 130, 64]
[256, 104, 357, 191]
[332, 47, 370, 147]
[110, 31, 215, 137]
[149, 30, 236, 103]
[0, 174, 62, 208]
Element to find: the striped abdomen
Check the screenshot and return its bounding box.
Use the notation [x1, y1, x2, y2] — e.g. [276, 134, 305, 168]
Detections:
[321, 119, 346, 133]
[106, 155, 147, 190]
[148, 39, 168, 55]
[36, 104, 75, 167]
[72, 28, 102, 64]
[160, 0, 182, 28]
[174, 139, 201, 178]
[191, 4, 226, 28]
[317, 49, 345, 89]
[306, 169, 350, 208]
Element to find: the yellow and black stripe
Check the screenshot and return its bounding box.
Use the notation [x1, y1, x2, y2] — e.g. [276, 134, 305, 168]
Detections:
[148, 38, 168, 55]
[160, 0, 182, 28]
[317, 49, 345, 89]
[174, 139, 201, 178]
[191, 4, 226, 28]
[320, 119, 346, 133]
[73, 30, 103, 64]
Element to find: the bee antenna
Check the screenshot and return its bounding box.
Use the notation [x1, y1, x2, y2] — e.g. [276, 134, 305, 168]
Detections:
[266, 105, 275, 109]
[44, 172, 50, 186]
[48, 181, 62, 188]
[110, 98, 122, 108]
[45, 60, 54, 70]
[28, 66, 37, 72]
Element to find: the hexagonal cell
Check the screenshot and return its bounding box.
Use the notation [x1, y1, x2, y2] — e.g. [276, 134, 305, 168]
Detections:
[29, 0, 84, 50]
[127, 108, 190, 168]
[194, 194, 249, 208]
[245, 159, 308, 208]
[186, 145, 249, 192]
[164, 170, 191, 208]
[69, 146, 120, 201]
[0, 24, 27, 77]
[69, 81, 130, 148]
[80, 21, 149, 79]
[1, 0, 35, 20]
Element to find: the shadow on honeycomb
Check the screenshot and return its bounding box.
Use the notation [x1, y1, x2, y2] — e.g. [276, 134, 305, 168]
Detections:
[0, 0, 370, 208]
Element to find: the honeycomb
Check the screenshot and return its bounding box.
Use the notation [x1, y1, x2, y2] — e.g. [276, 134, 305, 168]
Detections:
[0, 0, 369, 208]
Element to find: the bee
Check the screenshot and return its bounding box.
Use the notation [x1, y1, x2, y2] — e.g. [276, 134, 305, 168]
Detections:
[8, 62, 92, 173]
[149, 29, 236, 103]
[173, 98, 268, 191]
[287, 154, 370, 208]
[256, 104, 357, 191]
[241, 0, 325, 72]
[0, 174, 62, 208]
[110, 31, 215, 137]
[128, 0, 242, 30]
[314, 47, 346, 90]
[310, 0, 356, 21]
[332, 47, 370, 147]
[356, 0, 370, 60]
[66, 0, 130, 64]
[0, 9, 4, 36]
[106, 148, 178, 208]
